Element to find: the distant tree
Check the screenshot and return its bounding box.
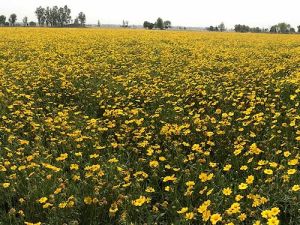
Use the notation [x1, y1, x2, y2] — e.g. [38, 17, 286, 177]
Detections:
[250, 27, 262, 33]
[45, 7, 51, 26]
[207, 26, 219, 31]
[277, 22, 290, 33]
[74, 17, 79, 26]
[97, 20, 101, 27]
[4, 22, 9, 26]
[0, 15, 6, 26]
[234, 24, 250, 33]
[122, 20, 129, 28]
[298, 25, 300, 33]
[78, 12, 86, 26]
[63, 5, 72, 25]
[29, 21, 36, 27]
[207, 26, 214, 31]
[51, 6, 59, 26]
[143, 21, 154, 29]
[23, 16, 28, 26]
[290, 27, 296, 33]
[164, 20, 171, 29]
[218, 22, 225, 32]
[35, 6, 46, 26]
[155, 17, 164, 30]
[270, 25, 278, 33]
[9, 14, 17, 26]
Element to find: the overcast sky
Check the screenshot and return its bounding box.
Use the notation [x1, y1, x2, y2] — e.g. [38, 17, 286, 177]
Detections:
[1, 0, 300, 28]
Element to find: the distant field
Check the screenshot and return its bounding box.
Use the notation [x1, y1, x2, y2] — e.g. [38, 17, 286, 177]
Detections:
[0, 28, 300, 224]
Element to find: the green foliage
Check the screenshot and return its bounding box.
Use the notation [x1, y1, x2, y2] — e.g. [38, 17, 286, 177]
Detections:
[155, 17, 164, 30]
[9, 14, 17, 26]
[0, 15, 6, 25]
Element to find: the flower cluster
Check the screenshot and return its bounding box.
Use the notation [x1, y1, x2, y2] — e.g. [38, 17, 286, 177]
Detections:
[0, 28, 300, 224]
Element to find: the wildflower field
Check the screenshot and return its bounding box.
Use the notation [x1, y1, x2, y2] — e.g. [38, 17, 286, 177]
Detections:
[1, 28, 300, 225]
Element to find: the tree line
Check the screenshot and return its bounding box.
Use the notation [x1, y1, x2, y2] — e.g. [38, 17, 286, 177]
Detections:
[0, 5, 86, 27]
[35, 6, 86, 27]
[233, 23, 300, 33]
[0, 14, 18, 26]
[1, 9, 300, 33]
[143, 18, 171, 30]
[208, 22, 300, 34]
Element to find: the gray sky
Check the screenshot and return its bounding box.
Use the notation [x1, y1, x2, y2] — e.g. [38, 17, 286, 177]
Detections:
[1, 0, 300, 28]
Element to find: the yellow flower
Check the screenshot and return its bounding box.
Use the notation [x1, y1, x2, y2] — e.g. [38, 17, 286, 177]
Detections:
[70, 164, 79, 170]
[56, 153, 68, 161]
[2, 183, 10, 188]
[267, 217, 280, 225]
[84, 197, 93, 205]
[202, 209, 211, 221]
[261, 210, 273, 219]
[145, 187, 155, 193]
[59, 202, 67, 208]
[240, 165, 248, 170]
[149, 160, 159, 168]
[131, 196, 150, 206]
[246, 175, 254, 184]
[24, 222, 41, 225]
[270, 207, 280, 216]
[222, 187, 232, 196]
[109, 203, 118, 214]
[185, 212, 194, 220]
[238, 183, 248, 190]
[198, 172, 214, 182]
[226, 202, 241, 215]
[185, 181, 195, 186]
[291, 185, 300, 191]
[42, 203, 53, 209]
[223, 164, 232, 171]
[38, 197, 48, 204]
[238, 213, 247, 221]
[264, 169, 273, 175]
[165, 186, 171, 191]
[287, 169, 296, 175]
[283, 151, 291, 157]
[177, 207, 188, 214]
[163, 174, 177, 182]
[210, 213, 222, 224]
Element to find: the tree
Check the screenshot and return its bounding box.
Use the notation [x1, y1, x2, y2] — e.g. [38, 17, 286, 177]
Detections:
[164, 20, 171, 29]
[143, 21, 154, 29]
[290, 27, 296, 33]
[97, 20, 101, 27]
[207, 26, 219, 31]
[29, 21, 37, 27]
[78, 12, 86, 26]
[35, 6, 46, 26]
[74, 17, 79, 26]
[9, 14, 17, 26]
[51, 6, 59, 26]
[23, 16, 28, 26]
[122, 20, 129, 28]
[63, 5, 72, 25]
[234, 24, 250, 33]
[218, 22, 225, 32]
[298, 25, 300, 33]
[277, 22, 290, 33]
[45, 7, 51, 26]
[250, 27, 262, 33]
[270, 25, 278, 33]
[155, 17, 164, 30]
[0, 15, 6, 26]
